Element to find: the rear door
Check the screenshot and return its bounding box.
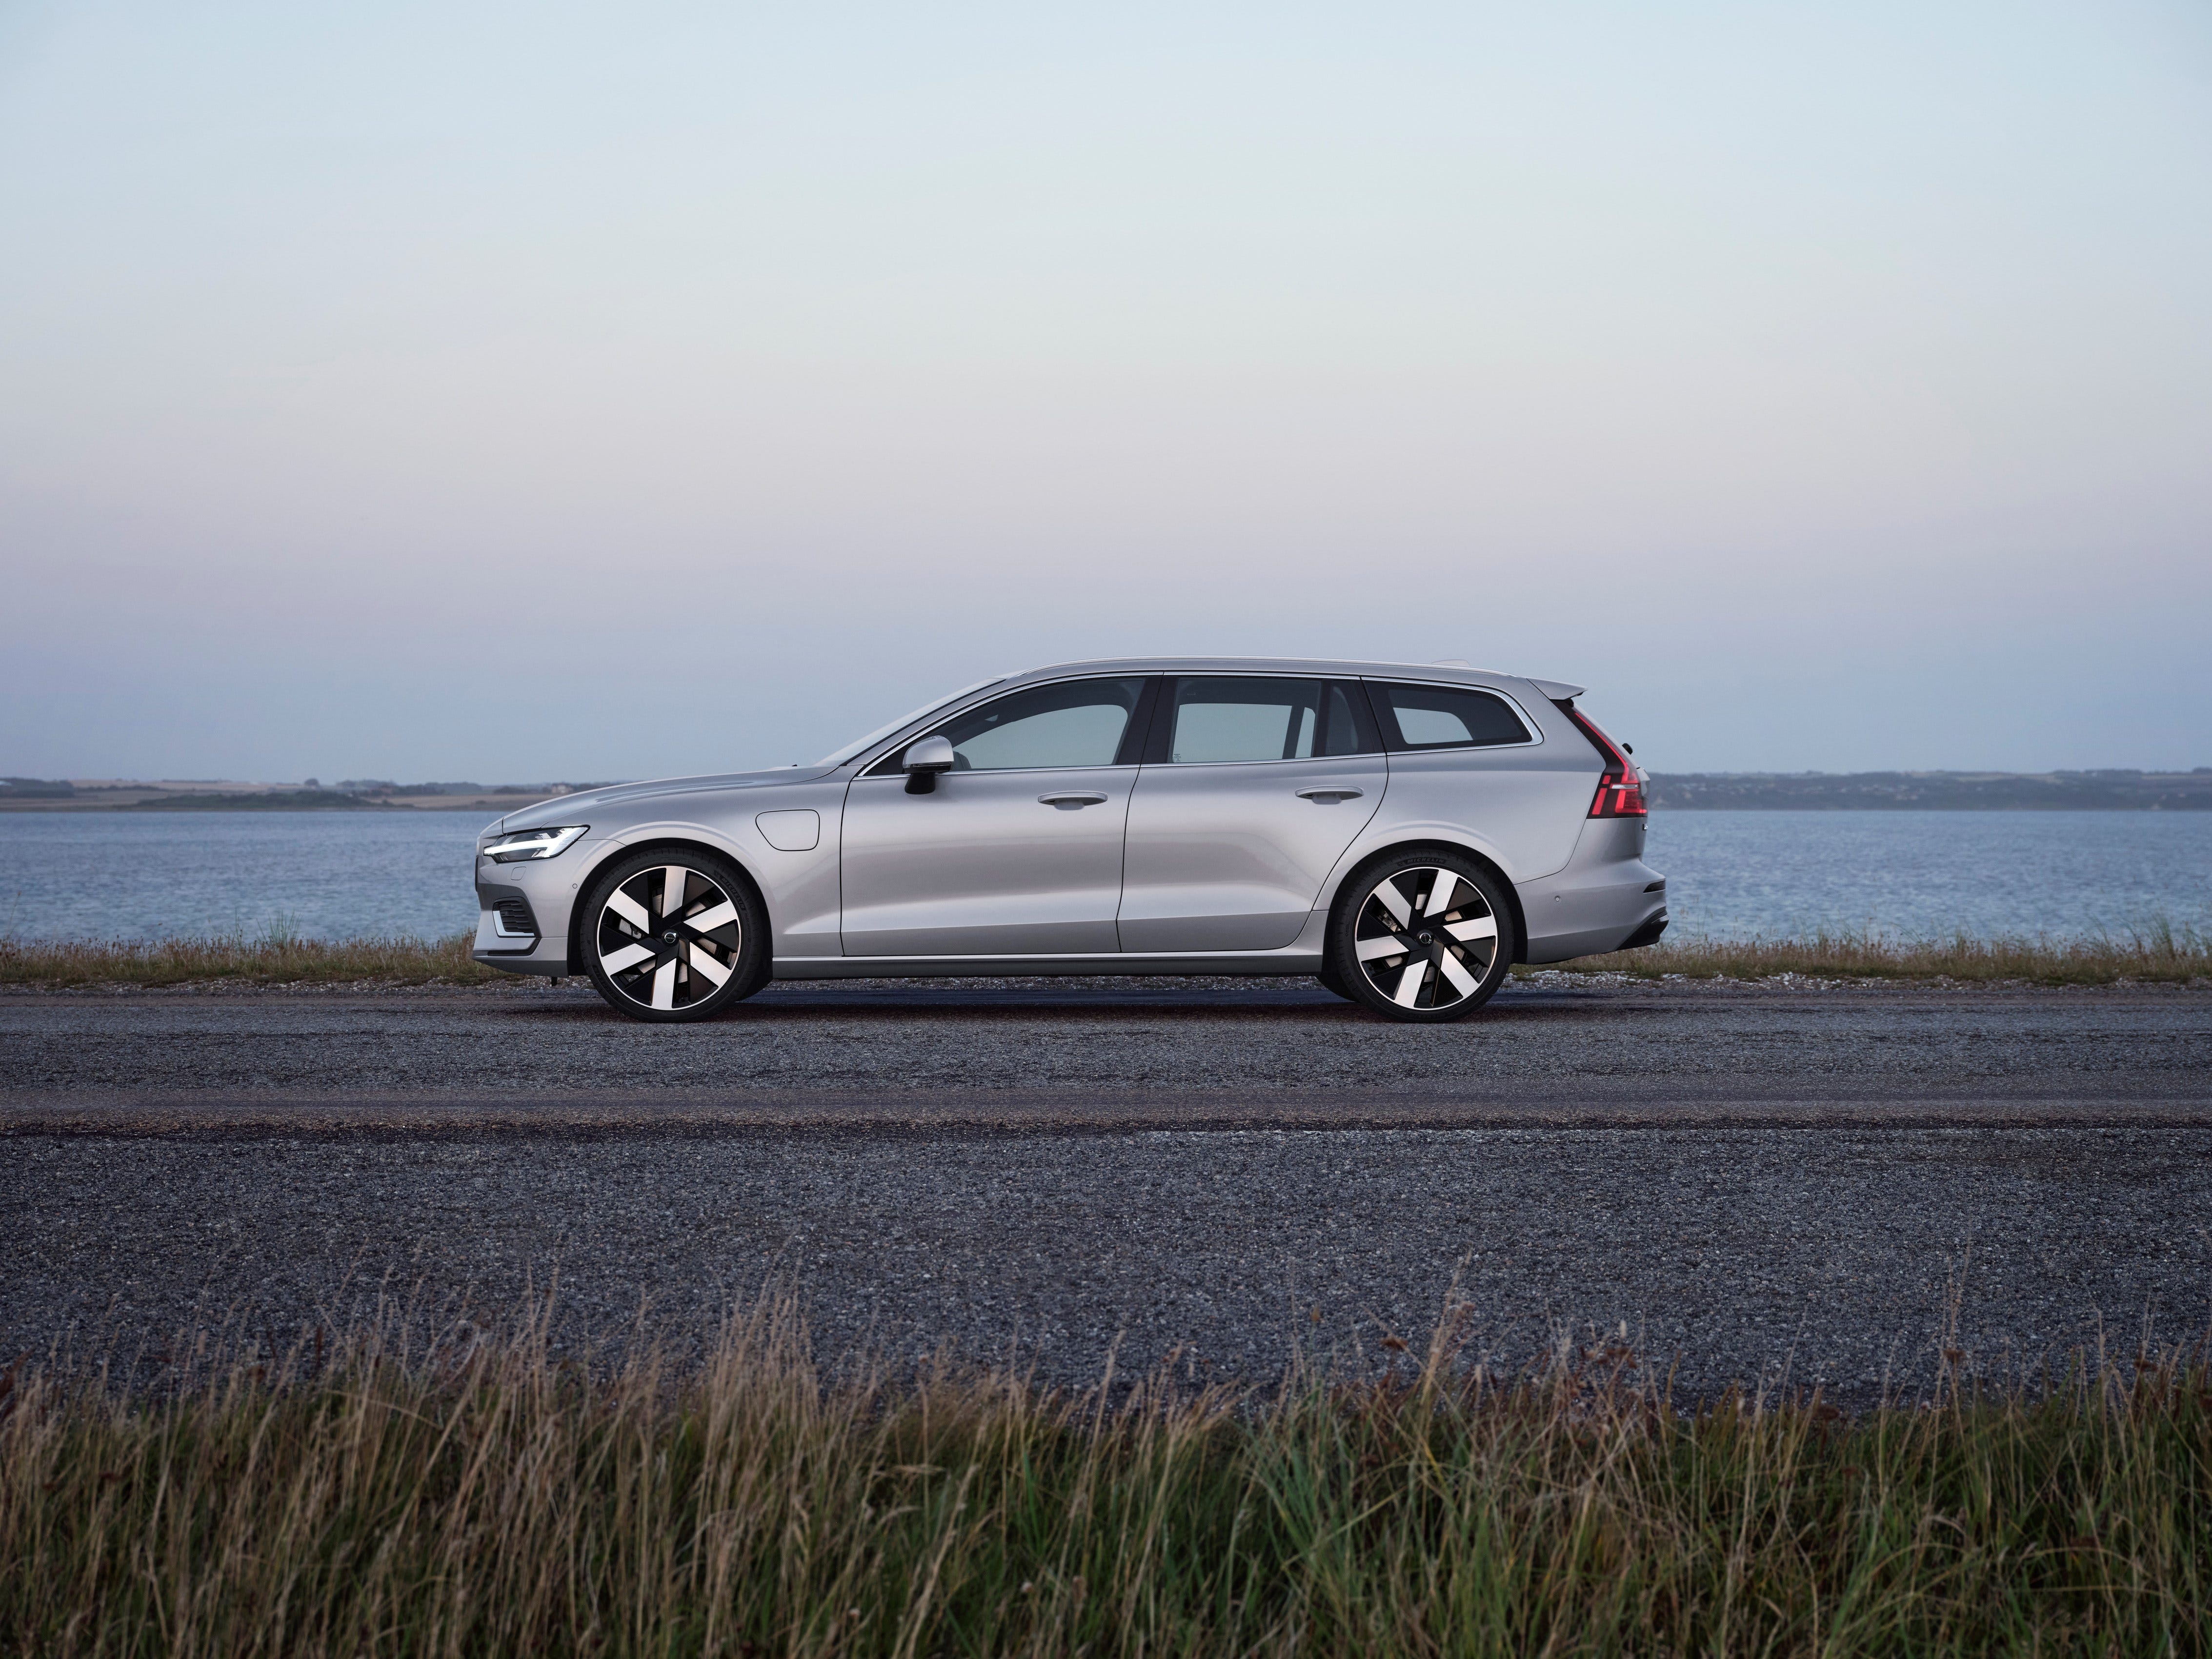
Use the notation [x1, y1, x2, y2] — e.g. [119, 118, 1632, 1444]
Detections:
[839, 676, 1150, 956]
[1117, 675, 1387, 951]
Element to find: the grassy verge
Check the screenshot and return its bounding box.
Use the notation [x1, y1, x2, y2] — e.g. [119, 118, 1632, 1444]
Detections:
[3, 928, 2205, 989]
[4, 1308, 2208, 1656]
[0, 931, 503, 987]
[1531, 924, 2211, 986]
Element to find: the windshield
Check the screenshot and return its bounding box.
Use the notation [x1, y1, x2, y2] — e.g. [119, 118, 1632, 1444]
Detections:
[812, 677, 1010, 768]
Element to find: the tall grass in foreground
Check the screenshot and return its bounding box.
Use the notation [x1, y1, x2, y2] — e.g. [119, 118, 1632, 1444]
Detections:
[4, 1306, 2209, 1657]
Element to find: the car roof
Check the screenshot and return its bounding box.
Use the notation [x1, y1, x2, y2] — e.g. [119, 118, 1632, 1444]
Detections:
[991, 657, 1586, 700]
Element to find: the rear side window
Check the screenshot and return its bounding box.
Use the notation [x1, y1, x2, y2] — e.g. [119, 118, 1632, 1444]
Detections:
[1166, 678, 1322, 763]
[1367, 681, 1531, 750]
[1156, 677, 1385, 763]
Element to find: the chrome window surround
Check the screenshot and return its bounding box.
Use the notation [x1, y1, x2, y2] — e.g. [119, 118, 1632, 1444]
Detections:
[847, 669, 1548, 775]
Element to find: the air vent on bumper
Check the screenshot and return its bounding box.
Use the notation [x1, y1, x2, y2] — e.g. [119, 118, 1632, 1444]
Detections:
[492, 897, 539, 939]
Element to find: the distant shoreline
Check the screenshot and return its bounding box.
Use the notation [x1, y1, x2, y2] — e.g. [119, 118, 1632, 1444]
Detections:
[0, 782, 607, 813]
[1645, 771, 2212, 810]
[2, 770, 2209, 812]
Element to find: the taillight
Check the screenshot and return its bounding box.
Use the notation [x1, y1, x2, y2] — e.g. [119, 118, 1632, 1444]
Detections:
[1592, 769, 1647, 818]
[1560, 705, 1647, 819]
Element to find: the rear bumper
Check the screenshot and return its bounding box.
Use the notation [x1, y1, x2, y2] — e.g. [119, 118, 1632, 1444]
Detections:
[1515, 818, 1668, 964]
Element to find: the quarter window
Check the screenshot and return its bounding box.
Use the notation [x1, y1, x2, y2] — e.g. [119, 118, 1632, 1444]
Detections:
[870, 677, 1146, 773]
[1368, 682, 1532, 750]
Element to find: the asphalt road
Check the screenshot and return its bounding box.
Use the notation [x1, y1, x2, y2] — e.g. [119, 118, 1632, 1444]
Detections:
[3, 977, 2209, 1402]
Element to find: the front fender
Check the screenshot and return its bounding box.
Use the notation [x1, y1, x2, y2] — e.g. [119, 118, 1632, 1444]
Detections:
[571, 790, 844, 966]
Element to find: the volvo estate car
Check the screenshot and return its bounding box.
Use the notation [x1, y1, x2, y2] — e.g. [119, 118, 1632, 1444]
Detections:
[473, 658, 1666, 1023]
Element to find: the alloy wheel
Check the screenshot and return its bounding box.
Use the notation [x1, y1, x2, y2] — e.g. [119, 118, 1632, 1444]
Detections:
[593, 864, 744, 1013]
[1349, 865, 1501, 1012]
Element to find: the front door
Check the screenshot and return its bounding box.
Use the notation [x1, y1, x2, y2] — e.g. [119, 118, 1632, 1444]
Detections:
[840, 676, 1150, 956]
[1118, 675, 1387, 951]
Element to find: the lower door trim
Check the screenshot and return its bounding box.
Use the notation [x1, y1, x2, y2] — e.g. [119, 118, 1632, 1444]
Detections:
[773, 915, 1332, 980]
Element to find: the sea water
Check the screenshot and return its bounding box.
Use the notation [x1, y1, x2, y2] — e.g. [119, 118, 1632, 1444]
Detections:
[0, 808, 2207, 944]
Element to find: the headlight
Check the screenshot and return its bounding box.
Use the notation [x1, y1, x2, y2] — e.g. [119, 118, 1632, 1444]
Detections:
[481, 825, 588, 863]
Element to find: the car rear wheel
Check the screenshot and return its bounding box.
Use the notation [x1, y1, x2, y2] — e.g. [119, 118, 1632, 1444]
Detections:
[580, 849, 769, 1023]
[1327, 851, 1514, 1023]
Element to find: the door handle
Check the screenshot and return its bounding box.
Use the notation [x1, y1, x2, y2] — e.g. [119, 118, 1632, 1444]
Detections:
[1295, 787, 1365, 802]
[1038, 792, 1110, 809]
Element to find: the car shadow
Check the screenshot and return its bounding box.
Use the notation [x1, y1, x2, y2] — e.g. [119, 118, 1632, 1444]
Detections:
[495, 980, 1614, 1025]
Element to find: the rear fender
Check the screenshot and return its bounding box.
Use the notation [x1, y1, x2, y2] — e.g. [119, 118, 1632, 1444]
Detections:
[1318, 832, 1532, 965]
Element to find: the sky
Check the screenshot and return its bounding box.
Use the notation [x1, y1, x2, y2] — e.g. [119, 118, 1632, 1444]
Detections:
[3, 0, 2209, 782]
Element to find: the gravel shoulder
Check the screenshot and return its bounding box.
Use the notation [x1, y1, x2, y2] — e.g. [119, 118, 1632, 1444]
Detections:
[3, 979, 2207, 1402]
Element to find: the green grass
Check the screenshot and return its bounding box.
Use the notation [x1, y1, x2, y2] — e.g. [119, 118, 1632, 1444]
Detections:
[4, 1305, 2209, 1656]
[1530, 923, 2212, 986]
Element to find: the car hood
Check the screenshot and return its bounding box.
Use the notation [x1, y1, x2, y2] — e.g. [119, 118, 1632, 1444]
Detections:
[485, 766, 843, 835]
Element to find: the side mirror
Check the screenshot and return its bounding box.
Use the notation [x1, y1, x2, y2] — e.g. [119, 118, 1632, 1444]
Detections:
[902, 734, 956, 794]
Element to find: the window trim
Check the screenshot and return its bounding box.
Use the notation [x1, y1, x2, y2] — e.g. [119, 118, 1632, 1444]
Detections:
[1360, 677, 1547, 754]
[856, 673, 1157, 778]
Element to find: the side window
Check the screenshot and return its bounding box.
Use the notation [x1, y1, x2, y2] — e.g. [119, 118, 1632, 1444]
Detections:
[869, 677, 1146, 773]
[1367, 682, 1532, 750]
[1166, 678, 1323, 764]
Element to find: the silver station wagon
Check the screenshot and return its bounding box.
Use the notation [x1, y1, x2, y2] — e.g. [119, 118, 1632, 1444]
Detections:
[473, 658, 1666, 1023]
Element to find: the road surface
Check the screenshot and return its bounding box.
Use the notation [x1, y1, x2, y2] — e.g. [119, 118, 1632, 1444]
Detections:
[3, 976, 2207, 1401]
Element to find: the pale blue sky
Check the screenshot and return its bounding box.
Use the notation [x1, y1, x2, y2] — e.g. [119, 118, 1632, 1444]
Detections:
[3, 0, 2208, 780]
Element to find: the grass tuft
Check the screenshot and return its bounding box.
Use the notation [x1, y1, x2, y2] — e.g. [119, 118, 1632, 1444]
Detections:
[0, 929, 503, 987]
[2, 925, 2207, 990]
[1528, 922, 2212, 986]
[4, 1305, 2210, 1655]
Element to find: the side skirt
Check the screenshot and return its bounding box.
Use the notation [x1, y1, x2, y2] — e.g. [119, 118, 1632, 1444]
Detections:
[772, 952, 1327, 980]
[778, 910, 1337, 979]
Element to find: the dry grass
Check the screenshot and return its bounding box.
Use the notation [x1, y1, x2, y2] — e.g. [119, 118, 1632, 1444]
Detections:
[3, 926, 2206, 990]
[3, 1304, 2209, 1657]
[1530, 923, 2212, 986]
[0, 930, 503, 987]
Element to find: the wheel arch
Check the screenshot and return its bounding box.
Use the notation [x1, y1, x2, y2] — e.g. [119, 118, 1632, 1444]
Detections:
[564, 836, 771, 975]
[1325, 838, 1531, 965]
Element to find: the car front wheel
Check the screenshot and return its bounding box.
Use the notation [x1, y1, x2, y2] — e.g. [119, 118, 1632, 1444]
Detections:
[1327, 852, 1514, 1023]
[580, 849, 769, 1022]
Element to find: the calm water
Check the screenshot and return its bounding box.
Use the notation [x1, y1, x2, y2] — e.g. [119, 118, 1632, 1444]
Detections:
[0, 809, 2207, 944]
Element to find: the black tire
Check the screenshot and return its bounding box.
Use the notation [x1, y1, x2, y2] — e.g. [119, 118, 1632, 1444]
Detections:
[1326, 850, 1515, 1023]
[579, 848, 770, 1023]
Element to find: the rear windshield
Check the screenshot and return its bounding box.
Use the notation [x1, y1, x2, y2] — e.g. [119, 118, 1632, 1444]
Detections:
[1367, 682, 1532, 750]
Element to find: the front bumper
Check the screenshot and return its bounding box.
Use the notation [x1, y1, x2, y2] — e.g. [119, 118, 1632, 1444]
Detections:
[471, 842, 596, 975]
